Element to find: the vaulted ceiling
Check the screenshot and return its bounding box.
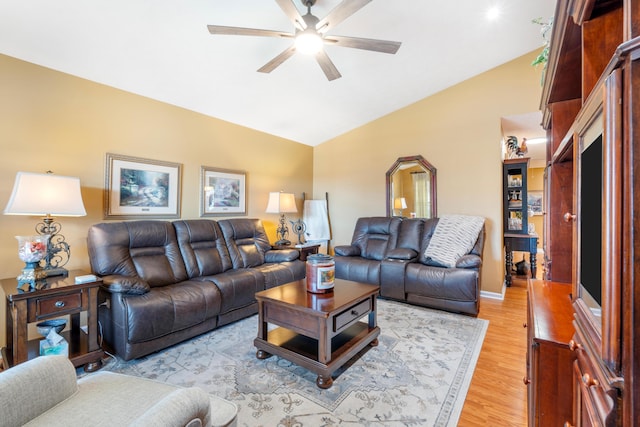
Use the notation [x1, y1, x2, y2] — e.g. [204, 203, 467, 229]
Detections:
[0, 0, 556, 146]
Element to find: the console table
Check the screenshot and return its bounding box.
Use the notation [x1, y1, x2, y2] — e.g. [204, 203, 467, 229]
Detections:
[504, 233, 538, 286]
[1, 269, 104, 371]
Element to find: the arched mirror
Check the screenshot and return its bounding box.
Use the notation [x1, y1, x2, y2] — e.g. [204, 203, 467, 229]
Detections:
[386, 155, 437, 218]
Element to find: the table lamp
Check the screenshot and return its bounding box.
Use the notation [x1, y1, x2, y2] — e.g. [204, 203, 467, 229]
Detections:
[4, 171, 87, 277]
[265, 191, 297, 246]
[394, 197, 407, 216]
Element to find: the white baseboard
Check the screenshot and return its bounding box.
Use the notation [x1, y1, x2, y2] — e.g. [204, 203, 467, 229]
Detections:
[480, 283, 506, 301]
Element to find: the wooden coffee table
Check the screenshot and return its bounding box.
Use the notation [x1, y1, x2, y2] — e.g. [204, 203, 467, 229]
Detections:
[254, 279, 380, 389]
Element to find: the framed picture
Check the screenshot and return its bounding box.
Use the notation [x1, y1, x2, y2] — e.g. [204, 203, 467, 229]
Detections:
[528, 191, 543, 215]
[104, 153, 182, 219]
[200, 166, 246, 216]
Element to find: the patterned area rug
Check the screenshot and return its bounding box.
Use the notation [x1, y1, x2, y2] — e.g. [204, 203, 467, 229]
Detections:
[103, 300, 488, 426]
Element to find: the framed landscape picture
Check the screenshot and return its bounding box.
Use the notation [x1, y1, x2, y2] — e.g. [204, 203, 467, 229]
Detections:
[200, 166, 246, 216]
[528, 191, 543, 215]
[104, 153, 182, 219]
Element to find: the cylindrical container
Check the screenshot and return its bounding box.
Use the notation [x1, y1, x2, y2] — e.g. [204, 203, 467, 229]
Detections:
[306, 254, 335, 293]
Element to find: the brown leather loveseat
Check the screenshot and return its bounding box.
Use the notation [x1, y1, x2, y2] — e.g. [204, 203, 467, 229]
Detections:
[87, 218, 305, 361]
[334, 216, 485, 316]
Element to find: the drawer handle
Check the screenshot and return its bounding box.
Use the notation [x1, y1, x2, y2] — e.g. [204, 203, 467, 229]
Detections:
[569, 340, 582, 352]
[55, 301, 65, 308]
[523, 376, 530, 385]
[564, 423, 575, 427]
[351, 310, 359, 316]
[582, 373, 598, 387]
[523, 322, 527, 328]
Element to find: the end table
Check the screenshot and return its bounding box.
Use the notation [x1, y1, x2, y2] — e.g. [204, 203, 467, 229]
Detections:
[272, 243, 320, 261]
[1, 269, 104, 372]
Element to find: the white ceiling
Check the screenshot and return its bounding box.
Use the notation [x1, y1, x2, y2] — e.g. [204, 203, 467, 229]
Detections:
[0, 0, 556, 146]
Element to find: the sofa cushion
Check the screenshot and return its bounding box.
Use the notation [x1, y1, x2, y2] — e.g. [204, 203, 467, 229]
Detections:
[198, 269, 264, 314]
[88, 221, 188, 287]
[218, 218, 271, 268]
[350, 216, 402, 261]
[253, 261, 306, 289]
[423, 215, 485, 268]
[124, 281, 222, 343]
[335, 257, 383, 285]
[174, 219, 234, 278]
[405, 263, 478, 302]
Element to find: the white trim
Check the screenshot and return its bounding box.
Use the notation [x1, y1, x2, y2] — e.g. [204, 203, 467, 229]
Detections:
[480, 284, 506, 300]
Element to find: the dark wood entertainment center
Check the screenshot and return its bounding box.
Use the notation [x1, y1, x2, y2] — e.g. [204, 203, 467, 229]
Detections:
[536, 0, 640, 425]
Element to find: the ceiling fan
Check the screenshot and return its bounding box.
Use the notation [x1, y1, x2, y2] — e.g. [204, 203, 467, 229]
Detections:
[207, 0, 401, 81]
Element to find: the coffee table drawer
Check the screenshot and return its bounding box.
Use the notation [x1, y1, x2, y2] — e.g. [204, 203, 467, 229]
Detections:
[334, 298, 371, 332]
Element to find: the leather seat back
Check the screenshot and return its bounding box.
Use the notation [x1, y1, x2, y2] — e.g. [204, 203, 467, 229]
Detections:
[87, 221, 188, 287]
[173, 219, 233, 278]
[350, 217, 402, 260]
[218, 218, 271, 268]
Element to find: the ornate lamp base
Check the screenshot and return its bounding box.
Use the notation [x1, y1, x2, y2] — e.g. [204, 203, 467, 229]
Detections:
[17, 261, 48, 290]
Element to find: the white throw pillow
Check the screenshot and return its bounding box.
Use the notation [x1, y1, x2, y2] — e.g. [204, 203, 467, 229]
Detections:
[424, 215, 485, 268]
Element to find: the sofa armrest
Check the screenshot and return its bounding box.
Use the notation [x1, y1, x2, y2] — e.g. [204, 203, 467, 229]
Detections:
[101, 275, 150, 295]
[455, 254, 482, 269]
[0, 356, 78, 427]
[130, 387, 212, 427]
[386, 248, 418, 261]
[265, 249, 299, 262]
[334, 245, 360, 257]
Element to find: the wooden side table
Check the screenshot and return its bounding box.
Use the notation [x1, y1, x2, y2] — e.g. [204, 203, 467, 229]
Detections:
[1, 269, 104, 372]
[272, 243, 320, 261]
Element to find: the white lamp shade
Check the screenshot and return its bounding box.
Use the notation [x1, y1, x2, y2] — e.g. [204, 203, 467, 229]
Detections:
[265, 192, 297, 214]
[394, 197, 407, 210]
[3, 172, 87, 216]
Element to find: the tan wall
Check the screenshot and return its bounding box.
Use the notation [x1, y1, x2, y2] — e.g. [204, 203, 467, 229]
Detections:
[0, 54, 313, 347]
[528, 166, 545, 247]
[313, 50, 544, 295]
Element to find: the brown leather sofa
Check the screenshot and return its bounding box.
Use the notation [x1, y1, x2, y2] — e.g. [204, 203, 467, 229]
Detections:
[87, 218, 305, 361]
[334, 216, 485, 316]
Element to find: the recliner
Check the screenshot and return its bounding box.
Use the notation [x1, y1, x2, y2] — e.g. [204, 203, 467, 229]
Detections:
[335, 216, 485, 316]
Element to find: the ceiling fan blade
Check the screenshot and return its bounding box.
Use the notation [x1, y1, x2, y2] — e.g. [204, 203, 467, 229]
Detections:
[257, 45, 297, 73]
[207, 25, 293, 38]
[315, 50, 342, 81]
[275, 0, 306, 30]
[324, 35, 401, 54]
[316, 0, 372, 33]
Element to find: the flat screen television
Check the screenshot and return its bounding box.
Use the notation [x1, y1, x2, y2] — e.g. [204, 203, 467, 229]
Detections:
[579, 133, 603, 309]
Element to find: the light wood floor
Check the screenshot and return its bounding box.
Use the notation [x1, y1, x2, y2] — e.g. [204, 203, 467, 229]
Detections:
[458, 277, 529, 426]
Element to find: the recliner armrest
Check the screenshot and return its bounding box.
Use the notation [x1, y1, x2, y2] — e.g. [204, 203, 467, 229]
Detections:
[334, 245, 360, 257]
[455, 254, 482, 269]
[386, 248, 418, 261]
[101, 275, 150, 295]
[265, 249, 299, 262]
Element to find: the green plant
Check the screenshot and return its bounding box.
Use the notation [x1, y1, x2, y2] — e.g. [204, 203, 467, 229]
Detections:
[531, 17, 553, 68]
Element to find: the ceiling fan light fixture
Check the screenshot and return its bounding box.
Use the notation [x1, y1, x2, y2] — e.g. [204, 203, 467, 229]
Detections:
[295, 29, 323, 54]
